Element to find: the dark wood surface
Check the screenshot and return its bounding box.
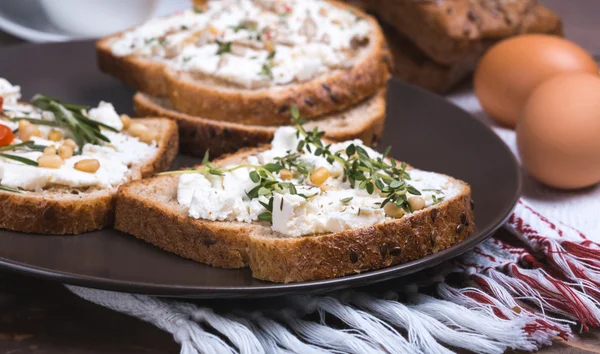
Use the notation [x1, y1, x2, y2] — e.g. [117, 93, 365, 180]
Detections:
[0, 1, 598, 353]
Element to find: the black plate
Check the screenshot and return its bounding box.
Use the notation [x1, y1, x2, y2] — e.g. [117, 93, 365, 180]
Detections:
[0, 41, 520, 298]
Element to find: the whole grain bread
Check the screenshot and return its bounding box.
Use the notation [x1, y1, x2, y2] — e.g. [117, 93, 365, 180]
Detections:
[133, 89, 387, 158]
[97, 1, 391, 126]
[348, 0, 562, 65]
[0, 118, 179, 235]
[115, 147, 474, 283]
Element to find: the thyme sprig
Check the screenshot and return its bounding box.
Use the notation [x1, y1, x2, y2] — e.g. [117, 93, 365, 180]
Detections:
[290, 107, 420, 212]
[30, 95, 118, 150]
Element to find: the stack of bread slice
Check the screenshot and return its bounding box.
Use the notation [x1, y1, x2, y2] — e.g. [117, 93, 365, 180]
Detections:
[97, 0, 391, 157]
[345, 0, 563, 93]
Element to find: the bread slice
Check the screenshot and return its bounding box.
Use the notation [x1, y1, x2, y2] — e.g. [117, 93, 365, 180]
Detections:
[0, 118, 179, 235]
[133, 89, 387, 158]
[96, 0, 391, 126]
[115, 148, 474, 283]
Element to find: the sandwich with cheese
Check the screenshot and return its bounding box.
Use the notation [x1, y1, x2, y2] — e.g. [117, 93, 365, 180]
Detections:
[0, 79, 179, 234]
[115, 108, 474, 283]
[97, 0, 391, 157]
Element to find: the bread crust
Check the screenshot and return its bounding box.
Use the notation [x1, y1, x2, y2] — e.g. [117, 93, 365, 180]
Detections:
[96, 1, 391, 126]
[133, 90, 387, 158]
[0, 118, 179, 235]
[115, 147, 474, 283]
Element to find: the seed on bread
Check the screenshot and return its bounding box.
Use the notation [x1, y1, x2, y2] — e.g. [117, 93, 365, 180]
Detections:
[43, 146, 57, 156]
[48, 129, 64, 142]
[74, 159, 101, 173]
[62, 139, 77, 150]
[384, 203, 405, 218]
[38, 155, 63, 169]
[408, 196, 426, 211]
[58, 145, 74, 159]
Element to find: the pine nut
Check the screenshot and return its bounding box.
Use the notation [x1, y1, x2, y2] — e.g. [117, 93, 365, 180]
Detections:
[74, 159, 100, 173]
[310, 167, 330, 186]
[58, 145, 74, 159]
[43, 146, 56, 156]
[62, 139, 77, 150]
[408, 196, 426, 211]
[129, 123, 157, 144]
[48, 129, 64, 142]
[37, 155, 63, 169]
[18, 125, 41, 141]
[384, 203, 405, 218]
[279, 169, 292, 181]
[18, 120, 31, 130]
[120, 114, 132, 129]
[128, 122, 148, 136]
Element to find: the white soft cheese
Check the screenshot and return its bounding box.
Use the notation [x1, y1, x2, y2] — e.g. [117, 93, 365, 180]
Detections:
[178, 127, 459, 237]
[109, 0, 372, 88]
[0, 78, 21, 104]
[87, 102, 124, 131]
[0, 90, 158, 191]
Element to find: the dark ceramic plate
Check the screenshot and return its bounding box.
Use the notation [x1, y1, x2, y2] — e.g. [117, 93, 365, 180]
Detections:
[0, 41, 520, 298]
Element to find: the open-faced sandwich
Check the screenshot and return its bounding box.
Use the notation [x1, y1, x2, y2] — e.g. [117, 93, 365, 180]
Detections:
[116, 109, 474, 283]
[97, 0, 391, 157]
[0, 79, 178, 235]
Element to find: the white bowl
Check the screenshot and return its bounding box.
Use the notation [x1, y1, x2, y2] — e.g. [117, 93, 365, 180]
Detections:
[38, 0, 158, 38]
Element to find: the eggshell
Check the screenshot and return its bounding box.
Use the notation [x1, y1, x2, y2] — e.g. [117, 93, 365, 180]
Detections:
[475, 34, 598, 128]
[517, 72, 600, 189]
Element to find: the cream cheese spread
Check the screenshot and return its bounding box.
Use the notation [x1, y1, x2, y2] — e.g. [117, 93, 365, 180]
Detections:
[177, 127, 462, 237]
[110, 0, 372, 89]
[0, 79, 158, 192]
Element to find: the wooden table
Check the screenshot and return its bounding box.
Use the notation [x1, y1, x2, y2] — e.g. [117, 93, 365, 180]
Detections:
[0, 1, 598, 353]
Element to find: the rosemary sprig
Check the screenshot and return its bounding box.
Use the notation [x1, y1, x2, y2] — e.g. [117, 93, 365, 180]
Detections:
[0, 153, 38, 166]
[0, 141, 46, 152]
[30, 95, 117, 149]
[0, 185, 23, 194]
[7, 116, 63, 127]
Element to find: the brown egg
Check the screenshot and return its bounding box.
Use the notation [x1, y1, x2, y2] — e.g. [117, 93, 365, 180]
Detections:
[517, 73, 600, 189]
[475, 34, 598, 128]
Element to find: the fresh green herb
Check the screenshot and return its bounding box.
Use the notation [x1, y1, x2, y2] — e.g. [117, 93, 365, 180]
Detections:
[341, 197, 353, 203]
[30, 95, 118, 150]
[216, 40, 232, 55]
[290, 106, 419, 213]
[193, 7, 203, 14]
[230, 21, 258, 33]
[0, 153, 38, 166]
[7, 116, 63, 127]
[0, 141, 46, 152]
[422, 188, 443, 194]
[182, 56, 193, 63]
[0, 185, 22, 193]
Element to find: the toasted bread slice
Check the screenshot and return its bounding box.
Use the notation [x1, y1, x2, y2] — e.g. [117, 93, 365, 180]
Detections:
[115, 148, 474, 283]
[133, 89, 387, 158]
[96, 0, 391, 126]
[0, 118, 179, 235]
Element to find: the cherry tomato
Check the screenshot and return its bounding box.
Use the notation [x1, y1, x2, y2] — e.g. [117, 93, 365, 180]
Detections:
[0, 124, 14, 147]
